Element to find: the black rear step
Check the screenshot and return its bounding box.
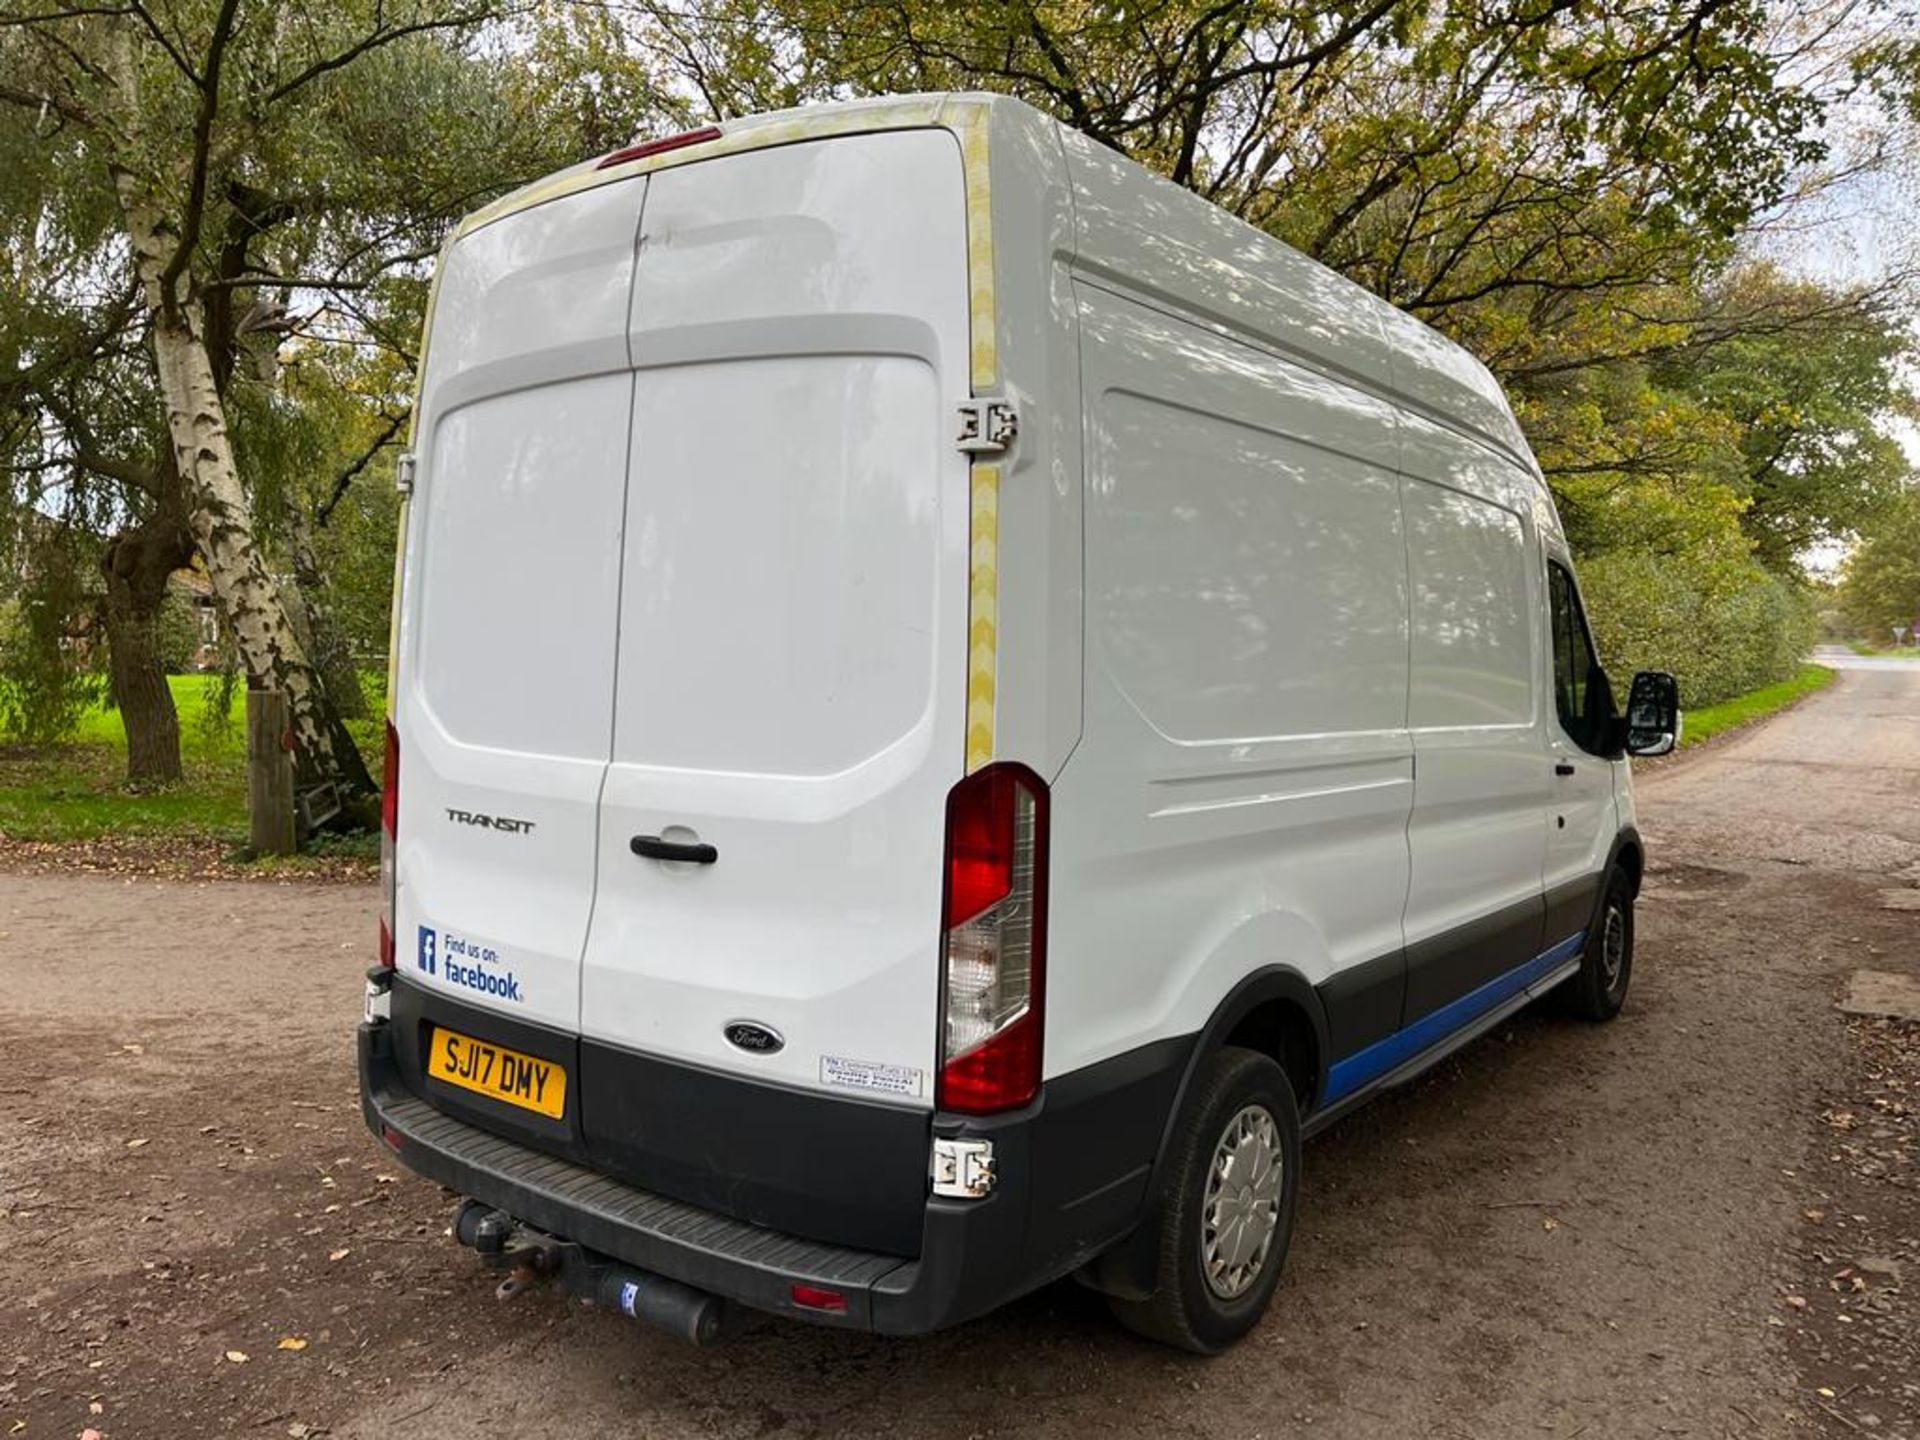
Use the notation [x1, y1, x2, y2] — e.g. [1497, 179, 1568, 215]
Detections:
[369, 1085, 912, 1329]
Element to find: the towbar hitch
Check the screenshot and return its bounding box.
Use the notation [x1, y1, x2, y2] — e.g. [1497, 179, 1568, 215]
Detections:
[450, 1199, 727, 1344]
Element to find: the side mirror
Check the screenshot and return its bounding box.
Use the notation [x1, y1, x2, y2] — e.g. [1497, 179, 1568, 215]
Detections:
[1623, 670, 1681, 756]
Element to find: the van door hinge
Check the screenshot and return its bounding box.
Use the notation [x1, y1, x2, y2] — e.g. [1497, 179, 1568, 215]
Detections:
[395, 451, 417, 497]
[930, 1136, 996, 1199]
[955, 399, 1018, 456]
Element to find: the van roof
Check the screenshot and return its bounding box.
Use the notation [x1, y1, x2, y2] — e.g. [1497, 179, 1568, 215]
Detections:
[454, 91, 1531, 474]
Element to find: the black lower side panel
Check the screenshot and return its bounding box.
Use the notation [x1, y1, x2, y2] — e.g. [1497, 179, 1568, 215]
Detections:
[1401, 892, 1546, 1024]
[1544, 873, 1602, 948]
[1013, 1034, 1191, 1277]
[1317, 949, 1404, 1057]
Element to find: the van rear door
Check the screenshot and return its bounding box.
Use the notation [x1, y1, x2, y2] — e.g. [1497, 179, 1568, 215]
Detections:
[579, 131, 972, 1135]
[395, 179, 642, 1038]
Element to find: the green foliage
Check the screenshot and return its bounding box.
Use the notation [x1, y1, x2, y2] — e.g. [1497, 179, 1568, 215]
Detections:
[156, 584, 203, 673]
[1582, 549, 1817, 708]
[0, 528, 103, 744]
[1838, 491, 1920, 643]
[0, 673, 385, 843]
[1658, 266, 1918, 569]
[3, 0, 1915, 809]
[1678, 663, 1835, 748]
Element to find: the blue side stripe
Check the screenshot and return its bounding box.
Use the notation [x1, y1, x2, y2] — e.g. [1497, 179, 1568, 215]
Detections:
[1322, 929, 1587, 1105]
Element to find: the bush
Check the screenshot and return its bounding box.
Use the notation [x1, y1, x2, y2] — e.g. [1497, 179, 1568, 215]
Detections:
[1581, 549, 1815, 709]
[0, 546, 105, 744]
[157, 583, 206, 672]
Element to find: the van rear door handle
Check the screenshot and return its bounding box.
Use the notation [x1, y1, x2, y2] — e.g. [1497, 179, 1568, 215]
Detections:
[1554, 760, 1577, 776]
[630, 835, 718, 864]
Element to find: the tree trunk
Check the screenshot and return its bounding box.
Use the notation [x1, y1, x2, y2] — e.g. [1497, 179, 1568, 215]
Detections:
[108, 164, 373, 799]
[286, 503, 368, 721]
[99, 515, 193, 787]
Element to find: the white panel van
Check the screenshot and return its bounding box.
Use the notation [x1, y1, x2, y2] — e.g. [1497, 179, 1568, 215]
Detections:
[359, 93, 1682, 1353]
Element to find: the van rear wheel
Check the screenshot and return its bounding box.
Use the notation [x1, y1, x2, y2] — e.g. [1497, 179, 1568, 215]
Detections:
[1109, 1046, 1300, 1353]
[1564, 868, 1634, 1022]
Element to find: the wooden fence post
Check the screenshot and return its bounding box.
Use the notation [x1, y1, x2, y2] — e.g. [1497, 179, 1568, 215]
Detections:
[247, 688, 297, 856]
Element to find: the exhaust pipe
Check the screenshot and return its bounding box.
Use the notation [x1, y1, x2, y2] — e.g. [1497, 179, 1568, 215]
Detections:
[596, 1267, 725, 1345]
[453, 1200, 726, 1344]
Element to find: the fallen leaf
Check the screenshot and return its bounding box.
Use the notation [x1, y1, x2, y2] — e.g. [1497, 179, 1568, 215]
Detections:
[225, 1349, 249, 1364]
[125, 1138, 149, 1150]
[277, 1337, 309, 1351]
[328, 1248, 350, 1262]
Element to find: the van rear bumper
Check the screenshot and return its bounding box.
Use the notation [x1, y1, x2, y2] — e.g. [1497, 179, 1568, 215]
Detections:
[359, 1019, 1187, 1334]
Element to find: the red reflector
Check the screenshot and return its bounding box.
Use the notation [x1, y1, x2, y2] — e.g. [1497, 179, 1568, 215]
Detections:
[381, 720, 399, 839]
[377, 916, 395, 970]
[596, 126, 722, 170]
[381, 1124, 404, 1152]
[789, 1284, 847, 1314]
[944, 766, 1022, 927]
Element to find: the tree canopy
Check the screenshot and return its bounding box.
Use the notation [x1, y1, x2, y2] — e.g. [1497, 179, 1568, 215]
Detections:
[2, 0, 1918, 800]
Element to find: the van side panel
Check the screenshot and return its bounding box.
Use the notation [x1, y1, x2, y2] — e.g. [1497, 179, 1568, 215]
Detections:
[1396, 423, 1551, 1021]
[1051, 281, 1414, 1081]
[396, 178, 644, 1038]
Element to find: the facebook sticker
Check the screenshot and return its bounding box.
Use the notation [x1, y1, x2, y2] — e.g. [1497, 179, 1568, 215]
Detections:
[417, 925, 437, 976]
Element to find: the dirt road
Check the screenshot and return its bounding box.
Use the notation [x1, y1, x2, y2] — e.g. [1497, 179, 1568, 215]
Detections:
[3, 667, 1916, 1440]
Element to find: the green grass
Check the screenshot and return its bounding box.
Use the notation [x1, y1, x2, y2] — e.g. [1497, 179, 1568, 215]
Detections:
[0, 672, 384, 845]
[0, 660, 1841, 841]
[1679, 663, 1835, 749]
[1847, 641, 1920, 658]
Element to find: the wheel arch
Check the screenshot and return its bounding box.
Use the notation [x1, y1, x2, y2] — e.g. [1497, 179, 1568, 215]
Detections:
[1079, 965, 1328, 1301]
[1610, 826, 1644, 897]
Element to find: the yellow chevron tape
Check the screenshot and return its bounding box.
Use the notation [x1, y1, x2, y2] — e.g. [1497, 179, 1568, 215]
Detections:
[965, 464, 1000, 773]
[949, 104, 997, 390]
[948, 99, 999, 768]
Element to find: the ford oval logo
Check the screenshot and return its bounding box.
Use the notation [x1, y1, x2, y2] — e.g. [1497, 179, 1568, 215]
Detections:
[723, 1021, 784, 1055]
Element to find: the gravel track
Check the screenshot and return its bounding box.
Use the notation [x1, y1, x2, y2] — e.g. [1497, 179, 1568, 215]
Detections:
[2, 664, 1916, 1439]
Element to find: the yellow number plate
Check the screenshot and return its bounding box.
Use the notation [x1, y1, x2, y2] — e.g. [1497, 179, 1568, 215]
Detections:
[428, 1028, 567, 1120]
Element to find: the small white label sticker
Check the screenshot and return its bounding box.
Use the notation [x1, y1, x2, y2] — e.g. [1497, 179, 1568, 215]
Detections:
[821, 1054, 924, 1098]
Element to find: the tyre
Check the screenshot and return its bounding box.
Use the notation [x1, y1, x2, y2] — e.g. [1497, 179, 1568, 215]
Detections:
[1565, 867, 1634, 1021]
[1109, 1046, 1300, 1353]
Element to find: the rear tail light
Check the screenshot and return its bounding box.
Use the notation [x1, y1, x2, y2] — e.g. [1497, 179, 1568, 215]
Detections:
[378, 720, 398, 970]
[596, 126, 722, 170]
[937, 764, 1049, 1114]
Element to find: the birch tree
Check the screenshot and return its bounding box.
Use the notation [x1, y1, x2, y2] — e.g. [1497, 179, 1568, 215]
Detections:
[2, 2, 683, 795]
[1, 2, 523, 797]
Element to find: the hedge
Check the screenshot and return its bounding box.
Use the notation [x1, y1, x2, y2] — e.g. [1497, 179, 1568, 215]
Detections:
[1580, 549, 1815, 709]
